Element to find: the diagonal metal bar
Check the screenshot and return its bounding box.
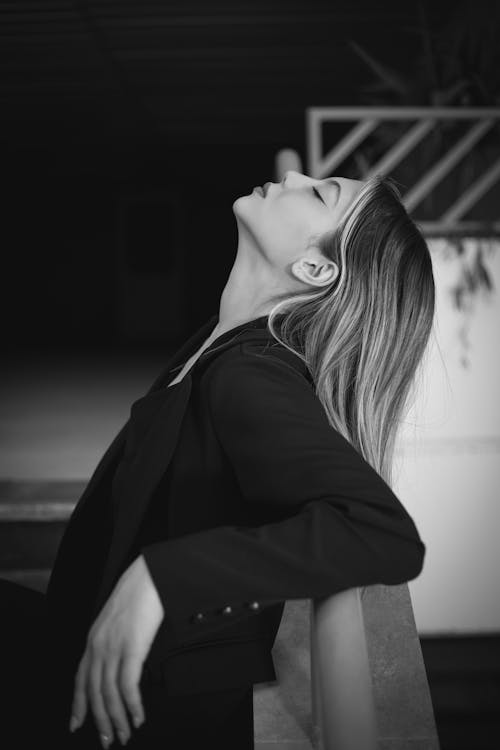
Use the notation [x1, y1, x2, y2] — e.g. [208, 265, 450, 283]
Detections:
[440, 157, 500, 223]
[307, 114, 378, 178]
[402, 119, 496, 213]
[364, 119, 437, 181]
[318, 120, 379, 178]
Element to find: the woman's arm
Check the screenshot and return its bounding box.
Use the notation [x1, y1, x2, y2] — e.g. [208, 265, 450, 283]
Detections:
[140, 347, 426, 644]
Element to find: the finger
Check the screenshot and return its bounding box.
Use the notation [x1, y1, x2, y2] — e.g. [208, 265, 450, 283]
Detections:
[102, 651, 131, 745]
[119, 650, 146, 729]
[88, 651, 115, 749]
[69, 651, 90, 732]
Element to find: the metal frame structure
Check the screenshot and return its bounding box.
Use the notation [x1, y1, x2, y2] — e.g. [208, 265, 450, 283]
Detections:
[306, 106, 500, 236]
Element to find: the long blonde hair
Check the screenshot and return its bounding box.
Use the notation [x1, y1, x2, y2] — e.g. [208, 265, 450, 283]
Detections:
[265, 174, 435, 488]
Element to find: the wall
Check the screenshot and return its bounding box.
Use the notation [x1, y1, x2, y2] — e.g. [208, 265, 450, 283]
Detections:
[395, 238, 500, 634]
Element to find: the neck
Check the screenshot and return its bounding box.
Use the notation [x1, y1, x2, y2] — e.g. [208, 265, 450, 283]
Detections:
[212, 232, 286, 339]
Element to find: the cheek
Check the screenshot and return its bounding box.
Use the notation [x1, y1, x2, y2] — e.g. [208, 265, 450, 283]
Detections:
[258, 228, 306, 272]
[266, 202, 311, 255]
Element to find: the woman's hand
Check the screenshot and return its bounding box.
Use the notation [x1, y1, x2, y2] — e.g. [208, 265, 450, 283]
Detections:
[68, 554, 164, 748]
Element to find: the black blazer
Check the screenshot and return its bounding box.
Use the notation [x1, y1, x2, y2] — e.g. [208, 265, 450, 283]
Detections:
[46, 313, 426, 696]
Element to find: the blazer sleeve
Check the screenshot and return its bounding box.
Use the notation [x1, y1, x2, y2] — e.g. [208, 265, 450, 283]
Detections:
[140, 347, 426, 644]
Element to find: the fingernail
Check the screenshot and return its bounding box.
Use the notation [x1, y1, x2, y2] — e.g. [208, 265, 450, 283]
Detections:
[132, 714, 142, 728]
[69, 715, 79, 732]
[118, 729, 128, 745]
[100, 733, 111, 749]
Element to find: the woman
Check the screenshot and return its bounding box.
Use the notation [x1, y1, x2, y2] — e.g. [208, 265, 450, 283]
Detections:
[1, 170, 434, 749]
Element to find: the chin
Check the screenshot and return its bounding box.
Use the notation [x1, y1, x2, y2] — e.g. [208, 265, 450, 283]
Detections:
[232, 193, 254, 215]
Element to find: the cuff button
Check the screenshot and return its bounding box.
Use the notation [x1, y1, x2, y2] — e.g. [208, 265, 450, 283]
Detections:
[193, 612, 205, 623]
[248, 601, 260, 610]
[221, 605, 233, 615]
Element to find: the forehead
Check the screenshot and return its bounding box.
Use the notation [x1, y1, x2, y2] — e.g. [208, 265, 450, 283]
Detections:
[334, 176, 364, 188]
[333, 176, 364, 191]
[323, 175, 365, 205]
[331, 176, 365, 204]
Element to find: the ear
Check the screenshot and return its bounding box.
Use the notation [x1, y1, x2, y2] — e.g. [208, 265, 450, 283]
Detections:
[291, 257, 339, 287]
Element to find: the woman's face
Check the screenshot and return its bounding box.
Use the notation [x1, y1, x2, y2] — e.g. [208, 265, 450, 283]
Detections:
[233, 170, 365, 287]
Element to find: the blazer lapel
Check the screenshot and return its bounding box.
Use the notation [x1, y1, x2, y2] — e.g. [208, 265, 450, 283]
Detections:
[91, 376, 193, 618]
[147, 313, 218, 390]
[69, 314, 218, 527]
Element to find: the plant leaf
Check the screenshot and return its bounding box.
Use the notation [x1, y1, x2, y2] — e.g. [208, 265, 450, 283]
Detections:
[349, 40, 409, 96]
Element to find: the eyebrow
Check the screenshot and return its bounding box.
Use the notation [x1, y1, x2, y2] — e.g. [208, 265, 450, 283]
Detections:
[322, 179, 341, 207]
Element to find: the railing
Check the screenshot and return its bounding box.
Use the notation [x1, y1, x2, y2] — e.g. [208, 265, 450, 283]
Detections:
[310, 589, 377, 750]
[305, 106, 500, 236]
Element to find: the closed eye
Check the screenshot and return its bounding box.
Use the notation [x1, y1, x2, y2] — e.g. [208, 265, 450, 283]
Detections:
[312, 186, 326, 206]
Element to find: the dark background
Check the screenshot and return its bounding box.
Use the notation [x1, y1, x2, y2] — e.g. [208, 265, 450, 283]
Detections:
[1, 0, 463, 351]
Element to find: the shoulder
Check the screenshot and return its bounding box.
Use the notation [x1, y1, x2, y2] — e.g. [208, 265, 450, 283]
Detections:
[199, 340, 326, 430]
[201, 340, 314, 393]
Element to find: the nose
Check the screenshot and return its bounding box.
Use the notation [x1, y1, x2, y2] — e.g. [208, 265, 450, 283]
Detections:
[281, 169, 304, 187]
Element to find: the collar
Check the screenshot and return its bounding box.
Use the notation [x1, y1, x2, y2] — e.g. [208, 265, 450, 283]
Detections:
[169, 312, 274, 373]
[204, 312, 271, 348]
[194, 312, 298, 374]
